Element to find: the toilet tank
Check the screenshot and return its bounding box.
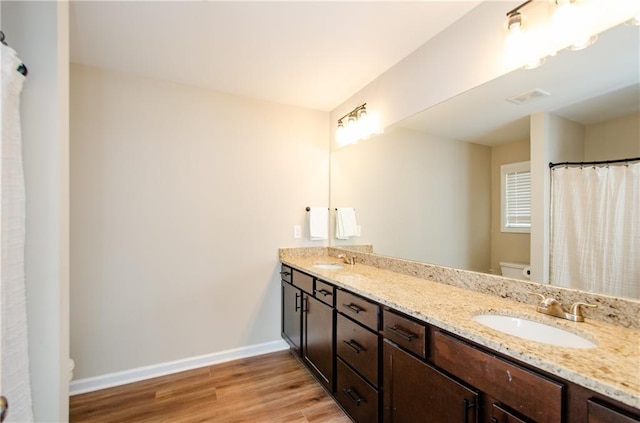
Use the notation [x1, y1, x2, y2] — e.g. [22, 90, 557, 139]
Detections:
[499, 262, 531, 280]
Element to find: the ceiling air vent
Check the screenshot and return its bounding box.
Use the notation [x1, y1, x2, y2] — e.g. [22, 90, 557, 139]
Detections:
[506, 89, 550, 105]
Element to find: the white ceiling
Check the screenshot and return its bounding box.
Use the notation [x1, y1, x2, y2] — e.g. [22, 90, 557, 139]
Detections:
[69, 1, 483, 112]
[398, 23, 640, 145]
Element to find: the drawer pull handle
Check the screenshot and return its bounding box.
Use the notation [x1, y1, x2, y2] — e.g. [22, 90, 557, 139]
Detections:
[280, 271, 291, 277]
[294, 293, 301, 312]
[342, 339, 364, 354]
[385, 325, 415, 341]
[342, 303, 363, 314]
[463, 398, 476, 423]
[316, 289, 332, 297]
[343, 387, 364, 406]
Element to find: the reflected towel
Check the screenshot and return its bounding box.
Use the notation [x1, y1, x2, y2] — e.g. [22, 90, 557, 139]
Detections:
[336, 207, 358, 240]
[309, 207, 329, 240]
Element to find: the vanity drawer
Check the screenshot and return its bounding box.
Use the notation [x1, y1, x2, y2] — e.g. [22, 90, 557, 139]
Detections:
[587, 399, 640, 423]
[314, 279, 335, 306]
[336, 358, 379, 423]
[336, 289, 380, 331]
[292, 269, 314, 294]
[382, 309, 426, 359]
[491, 403, 530, 423]
[432, 329, 563, 423]
[336, 313, 379, 386]
[280, 265, 292, 283]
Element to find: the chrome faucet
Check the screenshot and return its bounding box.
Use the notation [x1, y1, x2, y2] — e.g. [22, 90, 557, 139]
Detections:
[530, 293, 597, 322]
[338, 254, 356, 265]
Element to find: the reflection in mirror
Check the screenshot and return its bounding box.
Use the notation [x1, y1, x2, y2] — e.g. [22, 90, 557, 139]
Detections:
[330, 23, 639, 298]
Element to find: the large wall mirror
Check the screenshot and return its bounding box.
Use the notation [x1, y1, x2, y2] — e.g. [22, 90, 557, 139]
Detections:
[330, 22, 639, 298]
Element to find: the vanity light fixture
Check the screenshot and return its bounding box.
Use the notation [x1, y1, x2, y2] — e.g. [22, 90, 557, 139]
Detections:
[335, 103, 382, 147]
[553, 0, 598, 51]
[504, 1, 547, 69]
[504, 0, 605, 70]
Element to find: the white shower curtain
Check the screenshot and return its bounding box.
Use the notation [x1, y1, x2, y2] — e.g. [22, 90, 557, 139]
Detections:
[550, 162, 640, 299]
[1, 43, 34, 422]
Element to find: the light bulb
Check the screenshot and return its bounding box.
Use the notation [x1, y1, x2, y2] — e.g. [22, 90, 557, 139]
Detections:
[345, 115, 357, 145]
[553, 0, 597, 52]
[505, 21, 524, 52]
[357, 109, 371, 140]
[505, 17, 545, 70]
[336, 122, 346, 146]
[554, 0, 577, 25]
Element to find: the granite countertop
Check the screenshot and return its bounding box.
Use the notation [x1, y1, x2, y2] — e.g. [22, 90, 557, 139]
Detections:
[281, 255, 640, 409]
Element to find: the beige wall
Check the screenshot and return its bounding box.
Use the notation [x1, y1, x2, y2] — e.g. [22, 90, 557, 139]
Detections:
[490, 139, 530, 275]
[2, 2, 70, 420]
[70, 64, 329, 379]
[584, 113, 640, 160]
[331, 127, 491, 272]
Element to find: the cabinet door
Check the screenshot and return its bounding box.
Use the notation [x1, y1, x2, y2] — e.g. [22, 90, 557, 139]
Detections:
[383, 340, 478, 423]
[432, 330, 562, 423]
[282, 281, 302, 353]
[303, 293, 335, 392]
[588, 399, 640, 423]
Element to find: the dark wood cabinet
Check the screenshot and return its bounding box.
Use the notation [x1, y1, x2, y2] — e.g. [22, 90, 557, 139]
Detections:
[335, 296, 381, 423]
[383, 339, 479, 423]
[281, 263, 640, 423]
[314, 279, 335, 306]
[303, 292, 334, 392]
[292, 269, 314, 294]
[382, 309, 426, 359]
[491, 403, 531, 423]
[336, 289, 380, 331]
[336, 358, 379, 423]
[588, 399, 640, 423]
[336, 313, 379, 386]
[281, 279, 301, 353]
[431, 329, 563, 423]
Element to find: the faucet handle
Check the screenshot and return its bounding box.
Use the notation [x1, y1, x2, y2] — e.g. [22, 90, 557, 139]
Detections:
[569, 302, 597, 319]
[528, 292, 545, 305]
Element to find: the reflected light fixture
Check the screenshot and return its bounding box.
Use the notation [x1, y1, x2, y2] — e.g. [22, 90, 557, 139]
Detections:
[554, 0, 597, 51]
[504, 0, 605, 70]
[505, 1, 546, 69]
[336, 103, 382, 147]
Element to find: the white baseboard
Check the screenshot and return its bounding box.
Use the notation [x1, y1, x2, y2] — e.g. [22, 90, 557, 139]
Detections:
[69, 339, 289, 396]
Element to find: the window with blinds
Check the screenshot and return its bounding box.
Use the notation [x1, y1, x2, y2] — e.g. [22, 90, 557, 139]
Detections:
[501, 161, 531, 233]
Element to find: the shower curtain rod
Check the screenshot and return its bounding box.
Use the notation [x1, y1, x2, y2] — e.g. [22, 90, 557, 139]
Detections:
[549, 157, 640, 169]
[0, 30, 28, 76]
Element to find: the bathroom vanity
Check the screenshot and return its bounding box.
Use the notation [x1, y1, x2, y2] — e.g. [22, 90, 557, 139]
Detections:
[280, 248, 640, 423]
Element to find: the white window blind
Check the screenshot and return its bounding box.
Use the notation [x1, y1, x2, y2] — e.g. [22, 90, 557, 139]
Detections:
[501, 161, 531, 233]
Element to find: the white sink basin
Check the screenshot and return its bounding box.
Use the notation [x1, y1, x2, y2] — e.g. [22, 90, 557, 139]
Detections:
[312, 263, 344, 270]
[473, 314, 596, 349]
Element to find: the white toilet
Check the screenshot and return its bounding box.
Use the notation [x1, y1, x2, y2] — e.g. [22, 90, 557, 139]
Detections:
[499, 262, 531, 280]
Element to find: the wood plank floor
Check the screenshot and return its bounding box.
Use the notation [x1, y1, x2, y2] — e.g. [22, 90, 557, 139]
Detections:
[69, 350, 352, 423]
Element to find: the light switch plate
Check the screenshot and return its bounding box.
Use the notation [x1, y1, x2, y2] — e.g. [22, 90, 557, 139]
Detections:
[293, 225, 302, 239]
